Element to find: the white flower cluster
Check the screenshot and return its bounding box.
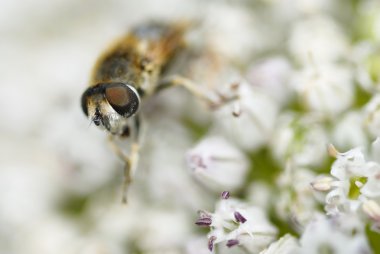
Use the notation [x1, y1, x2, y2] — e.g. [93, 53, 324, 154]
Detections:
[312, 143, 380, 232]
[261, 214, 371, 254]
[195, 192, 277, 253]
[196, 191, 372, 254]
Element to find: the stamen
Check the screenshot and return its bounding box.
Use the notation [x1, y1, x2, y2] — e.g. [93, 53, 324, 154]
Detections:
[327, 144, 339, 158]
[208, 236, 217, 251]
[226, 239, 239, 248]
[195, 217, 212, 226]
[311, 176, 333, 191]
[221, 191, 230, 199]
[234, 211, 247, 223]
[363, 200, 380, 221]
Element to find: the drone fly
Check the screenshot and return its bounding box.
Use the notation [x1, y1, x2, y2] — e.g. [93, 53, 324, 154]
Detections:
[81, 21, 236, 202]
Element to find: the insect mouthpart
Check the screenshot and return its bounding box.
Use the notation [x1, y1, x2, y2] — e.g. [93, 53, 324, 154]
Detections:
[92, 108, 103, 126]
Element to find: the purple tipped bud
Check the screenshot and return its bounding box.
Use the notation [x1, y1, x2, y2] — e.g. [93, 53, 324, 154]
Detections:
[234, 211, 247, 223]
[226, 239, 239, 248]
[208, 236, 217, 251]
[195, 217, 212, 226]
[221, 191, 230, 199]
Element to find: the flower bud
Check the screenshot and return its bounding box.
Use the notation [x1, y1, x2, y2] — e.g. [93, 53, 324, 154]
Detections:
[186, 136, 248, 191]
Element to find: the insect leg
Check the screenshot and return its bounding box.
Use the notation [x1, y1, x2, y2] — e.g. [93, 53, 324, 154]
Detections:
[107, 135, 131, 203]
[157, 75, 239, 109]
[108, 118, 141, 204]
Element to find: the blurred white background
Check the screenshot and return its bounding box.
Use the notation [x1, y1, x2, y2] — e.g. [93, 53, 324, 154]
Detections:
[0, 0, 209, 253]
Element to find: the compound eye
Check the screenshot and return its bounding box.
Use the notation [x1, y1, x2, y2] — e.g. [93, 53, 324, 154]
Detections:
[105, 84, 140, 117]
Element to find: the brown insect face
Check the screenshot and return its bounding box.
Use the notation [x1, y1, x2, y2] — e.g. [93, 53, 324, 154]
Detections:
[81, 83, 140, 135]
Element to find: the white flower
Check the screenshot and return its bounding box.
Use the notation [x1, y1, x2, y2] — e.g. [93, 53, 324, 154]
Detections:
[322, 146, 370, 215]
[292, 64, 354, 117]
[212, 81, 279, 151]
[259, 234, 300, 254]
[246, 56, 293, 106]
[370, 137, 380, 163]
[365, 95, 380, 138]
[359, 163, 380, 199]
[331, 111, 368, 150]
[196, 192, 277, 253]
[275, 164, 320, 229]
[185, 237, 211, 254]
[203, 3, 266, 62]
[186, 136, 248, 192]
[351, 42, 378, 92]
[313, 143, 380, 232]
[297, 214, 371, 254]
[288, 15, 349, 65]
[271, 113, 328, 167]
[362, 200, 380, 232]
